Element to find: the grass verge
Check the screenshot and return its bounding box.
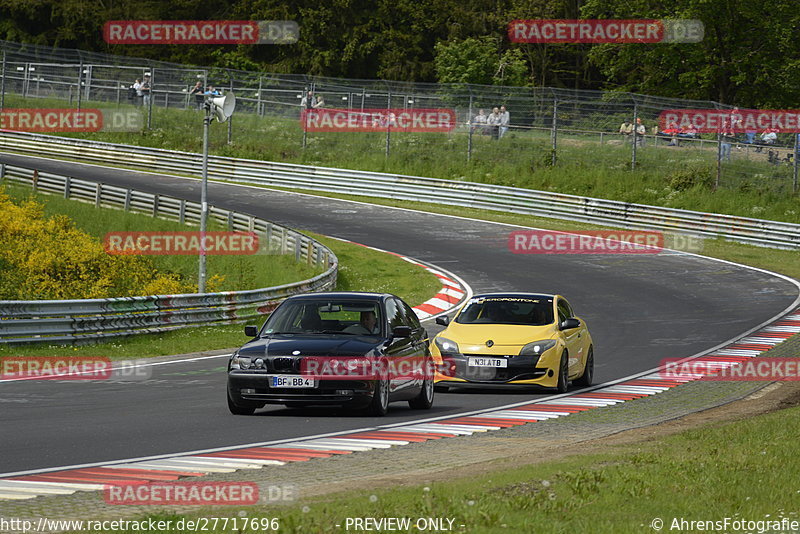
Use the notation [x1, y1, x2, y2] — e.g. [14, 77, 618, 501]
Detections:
[62, 397, 800, 533]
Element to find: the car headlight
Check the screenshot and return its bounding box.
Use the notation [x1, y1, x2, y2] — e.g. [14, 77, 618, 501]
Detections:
[520, 340, 557, 356]
[231, 353, 252, 370]
[435, 337, 461, 356]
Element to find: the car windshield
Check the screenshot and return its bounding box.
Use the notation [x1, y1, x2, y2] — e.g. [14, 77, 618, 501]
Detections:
[455, 297, 554, 326]
[262, 299, 383, 336]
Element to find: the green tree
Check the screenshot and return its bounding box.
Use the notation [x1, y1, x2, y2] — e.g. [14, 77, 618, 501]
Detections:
[581, 0, 800, 107]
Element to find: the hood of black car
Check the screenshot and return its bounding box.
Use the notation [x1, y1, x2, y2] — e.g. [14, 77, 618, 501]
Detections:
[238, 334, 381, 357]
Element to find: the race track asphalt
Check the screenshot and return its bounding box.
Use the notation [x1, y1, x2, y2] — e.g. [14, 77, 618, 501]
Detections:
[0, 152, 796, 474]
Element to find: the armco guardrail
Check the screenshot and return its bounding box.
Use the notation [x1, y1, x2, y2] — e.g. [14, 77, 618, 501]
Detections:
[0, 130, 798, 250]
[0, 165, 337, 345]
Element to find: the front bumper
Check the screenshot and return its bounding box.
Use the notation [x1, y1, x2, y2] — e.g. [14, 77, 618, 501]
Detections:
[434, 351, 559, 387]
[228, 372, 377, 407]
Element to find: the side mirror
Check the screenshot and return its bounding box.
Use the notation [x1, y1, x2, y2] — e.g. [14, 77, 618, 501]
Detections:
[392, 325, 412, 338]
[244, 325, 259, 337]
[435, 315, 450, 326]
[559, 318, 580, 330]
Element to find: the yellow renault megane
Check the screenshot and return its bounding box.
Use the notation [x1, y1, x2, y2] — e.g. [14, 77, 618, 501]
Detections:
[431, 293, 593, 393]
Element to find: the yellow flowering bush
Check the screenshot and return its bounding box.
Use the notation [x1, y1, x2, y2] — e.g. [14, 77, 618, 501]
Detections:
[0, 190, 199, 300]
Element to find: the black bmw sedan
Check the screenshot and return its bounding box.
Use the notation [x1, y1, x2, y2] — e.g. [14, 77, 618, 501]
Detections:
[227, 292, 434, 416]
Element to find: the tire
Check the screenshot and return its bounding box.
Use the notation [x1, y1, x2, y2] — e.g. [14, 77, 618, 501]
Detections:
[555, 351, 569, 394]
[574, 347, 594, 387]
[409, 372, 434, 410]
[366, 374, 389, 416]
[227, 391, 256, 415]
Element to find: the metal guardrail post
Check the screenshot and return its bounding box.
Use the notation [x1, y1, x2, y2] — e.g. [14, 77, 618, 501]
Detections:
[76, 63, 83, 112]
[467, 92, 473, 162]
[257, 76, 263, 116]
[227, 77, 233, 144]
[146, 66, 154, 129]
[793, 134, 798, 193]
[64, 176, 71, 198]
[715, 132, 722, 190]
[0, 51, 5, 113]
[631, 103, 638, 171]
[95, 182, 101, 207]
[385, 90, 392, 158]
[551, 95, 558, 166]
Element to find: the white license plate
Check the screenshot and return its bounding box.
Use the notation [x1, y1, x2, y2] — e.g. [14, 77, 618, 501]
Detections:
[468, 357, 508, 368]
[270, 375, 316, 388]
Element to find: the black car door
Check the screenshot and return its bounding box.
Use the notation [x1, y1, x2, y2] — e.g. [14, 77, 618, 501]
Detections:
[383, 298, 417, 395]
[400, 299, 430, 389]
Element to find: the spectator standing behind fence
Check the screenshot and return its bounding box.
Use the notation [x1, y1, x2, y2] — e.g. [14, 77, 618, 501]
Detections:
[471, 109, 487, 135]
[499, 105, 510, 138]
[634, 118, 646, 147]
[619, 120, 633, 142]
[128, 79, 140, 105]
[300, 90, 314, 110]
[132, 78, 142, 105]
[312, 94, 325, 108]
[204, 85, 221, 97]
[190, 81, 204, 109]
[719, 120, 735, 162]
[140, 75, 152, 106]
[487, 107, 501, 140]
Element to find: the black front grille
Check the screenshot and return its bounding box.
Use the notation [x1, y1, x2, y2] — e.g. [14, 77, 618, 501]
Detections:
[270, 357, 299, 373]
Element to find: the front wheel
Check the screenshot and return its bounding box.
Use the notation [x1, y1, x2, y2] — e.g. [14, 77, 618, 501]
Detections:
[573, 347, 594, 387]
[555, 351, 569, 394]
[227, 391, 256, 415]
[366, 375, 389, 416]
[409, 372, 434, 410]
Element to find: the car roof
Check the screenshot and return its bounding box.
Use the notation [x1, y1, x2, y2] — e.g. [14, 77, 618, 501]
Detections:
[285, 292, 391, 302]
[471, 292, 556, 300]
